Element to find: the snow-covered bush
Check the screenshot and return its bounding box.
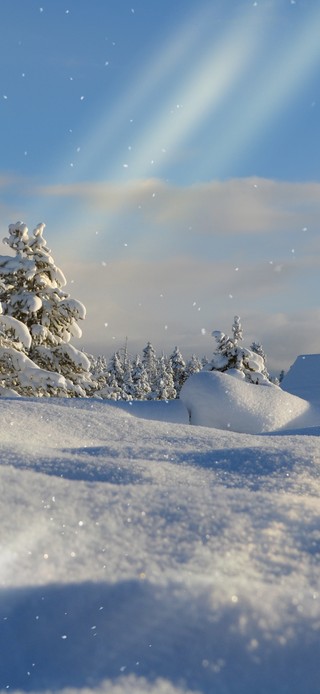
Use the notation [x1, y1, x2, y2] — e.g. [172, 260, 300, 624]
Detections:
[0, 221, 92, 396]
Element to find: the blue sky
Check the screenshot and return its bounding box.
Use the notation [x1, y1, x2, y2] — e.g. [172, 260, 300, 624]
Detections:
[1, 0, 320, 373]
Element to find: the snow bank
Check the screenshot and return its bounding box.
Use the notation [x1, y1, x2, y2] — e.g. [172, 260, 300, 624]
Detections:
[180, 369, 319, 433]
[281, 354, 320, 406]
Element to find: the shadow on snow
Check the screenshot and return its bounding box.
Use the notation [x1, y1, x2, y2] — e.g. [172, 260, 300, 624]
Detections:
[0, 579, 320, 694]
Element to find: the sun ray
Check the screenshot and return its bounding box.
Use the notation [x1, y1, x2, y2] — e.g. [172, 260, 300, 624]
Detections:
[31, 1, 320, 266]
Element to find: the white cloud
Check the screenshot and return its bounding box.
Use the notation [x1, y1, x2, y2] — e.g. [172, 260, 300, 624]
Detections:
[38, 177, 320, 238]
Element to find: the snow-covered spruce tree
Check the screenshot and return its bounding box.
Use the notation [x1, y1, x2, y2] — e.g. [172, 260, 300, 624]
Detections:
[157, 355, 176, 400]
[122, 358, 135, 400]
[107, 351, 125, 395]
[119, 339, 135, 400]
[185, 354, 203, 378]
[88, 353, 109, 391]
[142, 341, 158, 399]
[0, 221, 92, 396]
[131, 354, 151, 400]
[250, 341, 270, 382]
[210, 316, 272, 385]
[170, 346, 187, 395]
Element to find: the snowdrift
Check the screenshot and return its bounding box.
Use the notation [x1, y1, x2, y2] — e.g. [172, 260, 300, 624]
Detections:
[281, 353, 320, 406]
[1, 396, 320, 694]
[180, 370, 320, 433]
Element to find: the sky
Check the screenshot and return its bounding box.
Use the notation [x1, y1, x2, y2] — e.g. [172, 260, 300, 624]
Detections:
[1, 0, 320, 374]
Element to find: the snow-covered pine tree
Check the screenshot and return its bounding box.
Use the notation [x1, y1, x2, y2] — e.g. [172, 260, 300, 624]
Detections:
[108, 351, 125, 394]
[169, 346, 186, 395]
[122, 360, 135, 400]
[131, 354, 151, 400]
[250, 341, 270, 382]
[157, 354, 176, 400]
[142, 341, 158, 398]
[0, 221, 92, 396]
[185, 354, 203, 378]
[89, 353, 109, 391]
[118, 338, 135, 400]
[211, 316, 272, 385]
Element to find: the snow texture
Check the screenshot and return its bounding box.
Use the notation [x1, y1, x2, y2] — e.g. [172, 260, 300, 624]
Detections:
[180, 369, 319, 433]
[1, 393, 320, 694]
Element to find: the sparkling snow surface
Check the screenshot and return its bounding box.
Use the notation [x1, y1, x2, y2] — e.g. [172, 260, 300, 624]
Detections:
[1, 395, 320, 694]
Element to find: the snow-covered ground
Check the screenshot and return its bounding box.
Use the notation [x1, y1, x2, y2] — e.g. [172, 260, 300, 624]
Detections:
[1, 392, 320, 694]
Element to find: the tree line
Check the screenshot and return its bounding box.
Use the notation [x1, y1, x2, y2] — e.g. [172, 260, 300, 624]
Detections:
[0, 222, 275, 399]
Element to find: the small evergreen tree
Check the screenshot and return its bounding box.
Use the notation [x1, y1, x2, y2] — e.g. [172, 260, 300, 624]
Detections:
[142, 341, 158, 398]
[211, 316, 272, 385]
[157, 354, 176, 400]
[122, 360, 135, 400]
[250, 341, 270, 382]
[131, 354, 151, 400]
[170, 346, 187, 395]
[108, 351, 125, 393]
[185, 354, 202, 378]
[89, 353, 109, 391]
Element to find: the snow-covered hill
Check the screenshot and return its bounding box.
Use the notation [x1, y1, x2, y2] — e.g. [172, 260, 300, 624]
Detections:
[1, 396, 320, 694]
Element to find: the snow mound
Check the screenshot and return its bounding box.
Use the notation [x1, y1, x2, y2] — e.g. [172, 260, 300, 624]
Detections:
[281, 354, 320, 406]
[180, 370, 319, 434]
